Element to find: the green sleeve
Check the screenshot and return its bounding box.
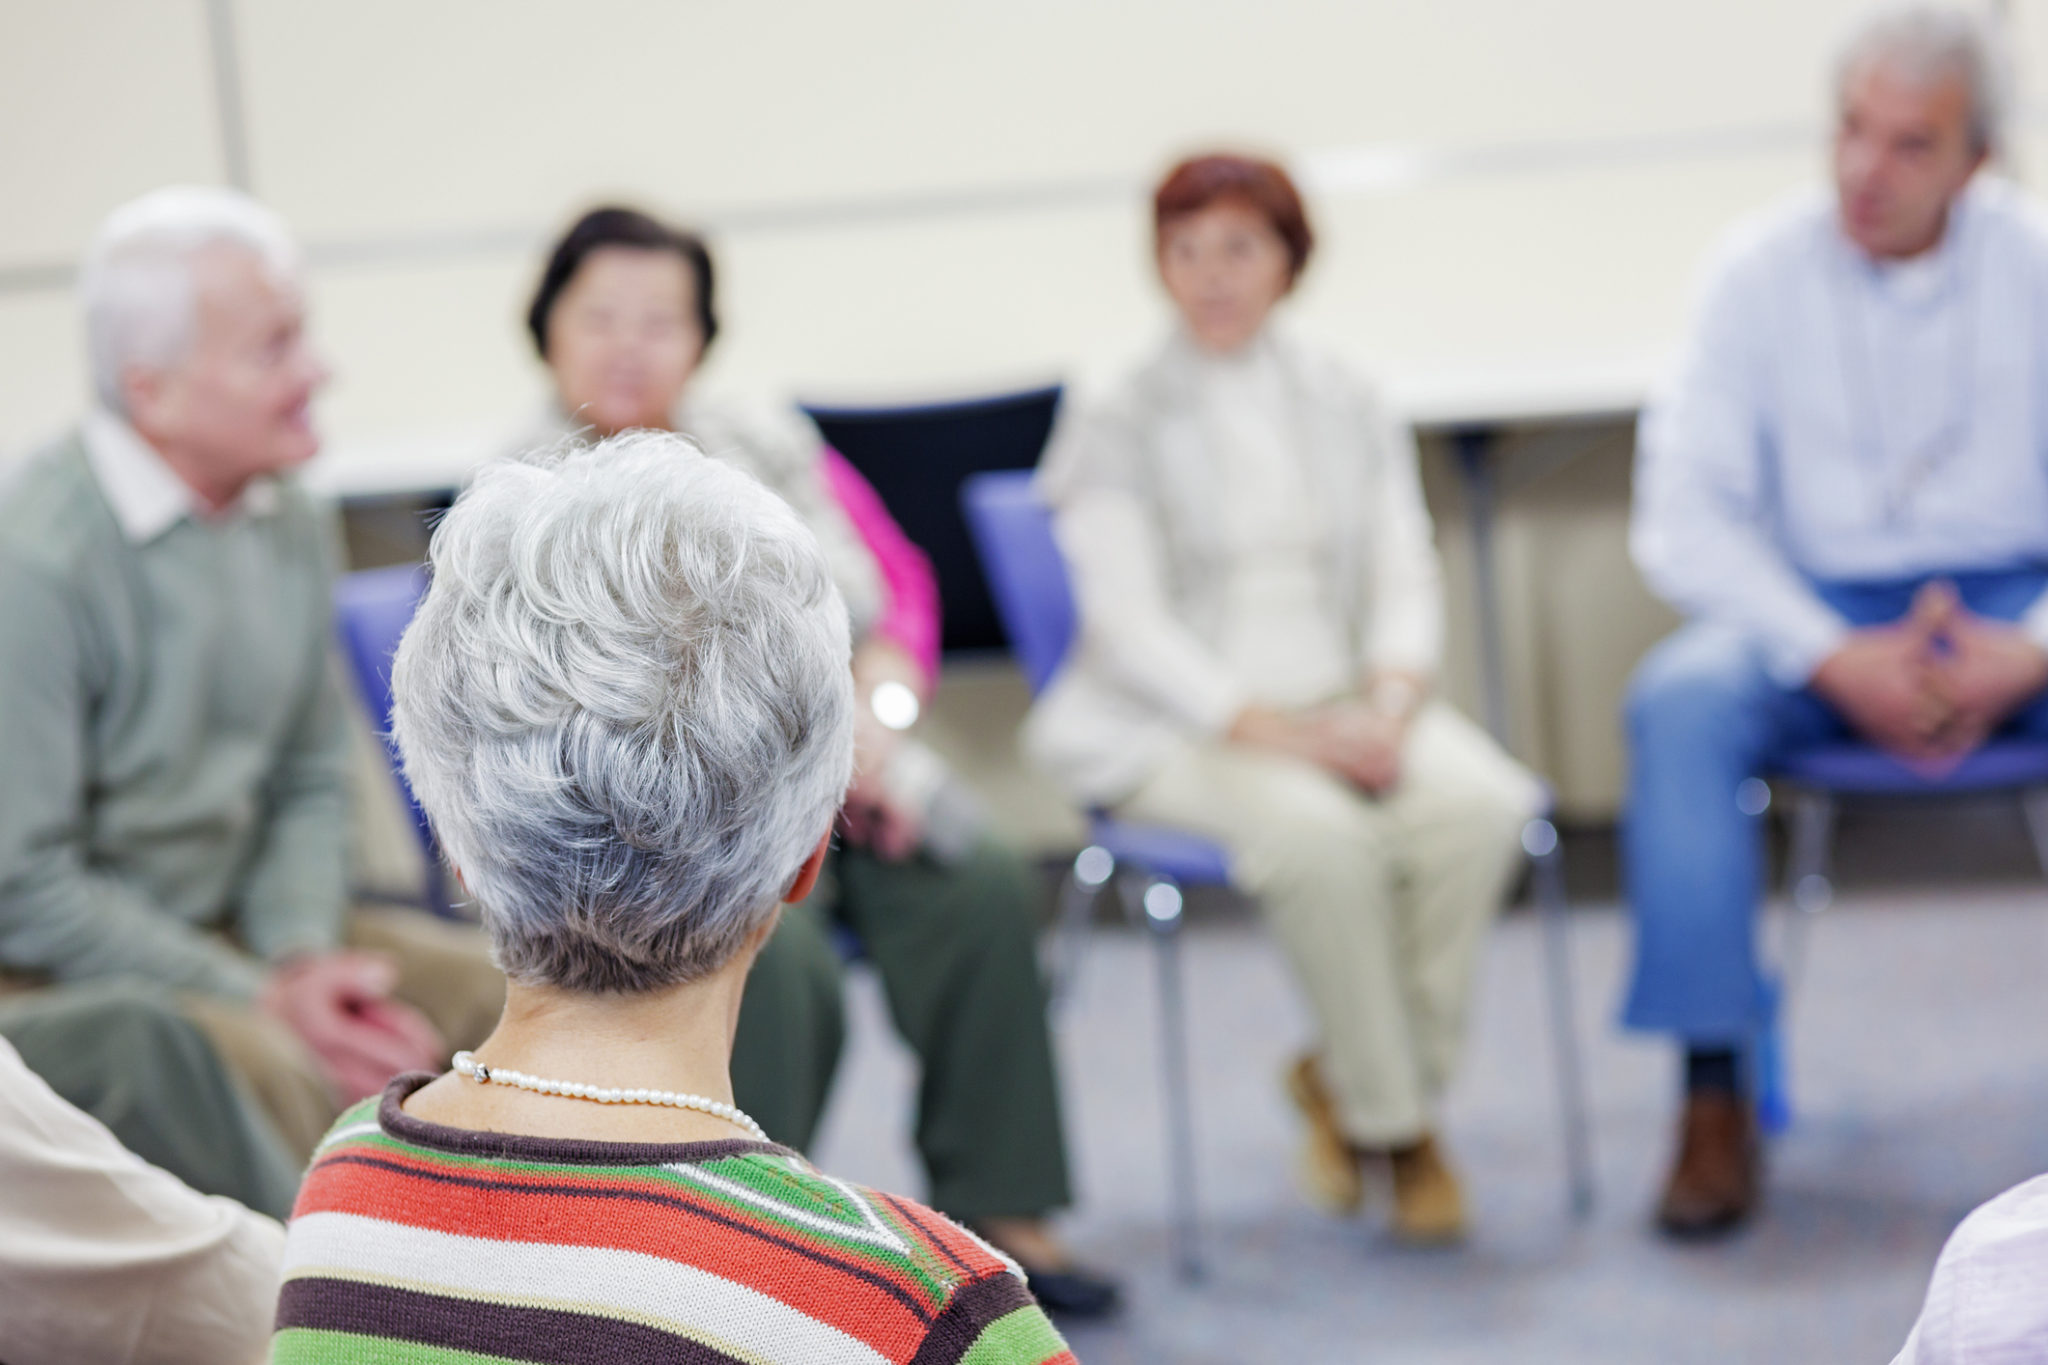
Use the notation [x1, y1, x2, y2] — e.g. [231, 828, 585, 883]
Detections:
[0, 560, 267, 998]
[231, 507, 351, 961]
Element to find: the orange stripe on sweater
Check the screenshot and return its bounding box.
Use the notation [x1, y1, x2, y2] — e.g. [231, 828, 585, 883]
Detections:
[294, 1149, 946, 1354]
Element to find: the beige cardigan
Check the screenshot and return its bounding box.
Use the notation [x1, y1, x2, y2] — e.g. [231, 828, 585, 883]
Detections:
[1024, 330, 1443, 806]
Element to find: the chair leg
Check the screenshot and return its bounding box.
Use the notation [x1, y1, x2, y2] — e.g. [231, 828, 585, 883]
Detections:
[1779, 790, 1837, 1001]
[1047, 846, 1113, 1010]
[1523, 817, 1595, 1220]
[1760, 789, 1836, 1135]
[1119, 871, 1203, 1283]
[2019, 788, 2048, 882]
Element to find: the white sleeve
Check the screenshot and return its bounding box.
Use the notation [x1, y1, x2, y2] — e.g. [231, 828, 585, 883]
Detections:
[1053, 486, 1246, 734]
[0, 1039, 285, 1365]
[1631, 247, 1850, 686]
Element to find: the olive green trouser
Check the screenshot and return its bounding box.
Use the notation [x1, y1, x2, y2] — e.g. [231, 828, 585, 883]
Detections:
[0, 979, 304, 1219]
[731, 838, 1073, 1223]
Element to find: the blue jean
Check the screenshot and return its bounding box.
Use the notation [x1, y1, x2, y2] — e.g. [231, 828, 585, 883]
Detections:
[1621, 567, 2048, 1044]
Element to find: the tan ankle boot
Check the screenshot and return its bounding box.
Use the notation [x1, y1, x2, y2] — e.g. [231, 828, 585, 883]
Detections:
[1389, 1134, 1467, 1245]
[1282, 1054, 1364, 1214]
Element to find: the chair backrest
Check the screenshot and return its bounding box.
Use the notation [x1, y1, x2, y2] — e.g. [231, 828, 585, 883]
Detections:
[957, 470, 1075, 694]
[804, 384, 1062, 653]
[331, 565, 440, 887]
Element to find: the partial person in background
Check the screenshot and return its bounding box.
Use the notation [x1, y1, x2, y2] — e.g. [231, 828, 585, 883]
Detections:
[0, 187, 504, 1177]
[275, 434, 1074, 1365]
[1028, 153, 1543, 1244]
[1, 1007, 283, 1365]
[513, 205, 1114, 1315]
[1626, 4, 2048, 1237]
[1892, 1172, 2048, 1363]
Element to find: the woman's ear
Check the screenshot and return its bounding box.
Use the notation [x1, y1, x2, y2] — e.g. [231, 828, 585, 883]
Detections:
[780, 831, 832, 906]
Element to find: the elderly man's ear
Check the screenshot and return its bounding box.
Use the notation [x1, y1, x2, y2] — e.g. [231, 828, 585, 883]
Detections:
[781, 831, 832, 907]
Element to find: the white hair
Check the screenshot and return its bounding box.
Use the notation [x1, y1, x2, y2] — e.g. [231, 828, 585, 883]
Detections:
[1835, 3, 2009, 156]
[79, 185, 300, 413]
[391, 432, 855, 993]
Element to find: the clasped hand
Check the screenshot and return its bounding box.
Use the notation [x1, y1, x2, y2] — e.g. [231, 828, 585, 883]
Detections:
[259, 951, 446, 1104]
[1230, 699, 1407, 794]
[1810, 581, 2048, 768]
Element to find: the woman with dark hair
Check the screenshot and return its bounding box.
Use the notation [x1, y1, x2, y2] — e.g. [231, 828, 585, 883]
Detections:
[1027, 153, 1542, 1243]
[511, 206, 1114, 1316]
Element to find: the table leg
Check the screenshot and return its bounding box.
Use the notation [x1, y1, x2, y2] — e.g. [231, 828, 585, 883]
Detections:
[1453, 427, 1512, 748]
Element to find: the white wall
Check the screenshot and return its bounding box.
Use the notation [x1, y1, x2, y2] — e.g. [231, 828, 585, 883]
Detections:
[14, 0, 2043, 461]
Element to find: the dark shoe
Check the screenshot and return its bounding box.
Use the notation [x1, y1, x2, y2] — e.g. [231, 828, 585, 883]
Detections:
[1021, 1263, 1122, 1318]
[1655, 1091, 1759, 1239]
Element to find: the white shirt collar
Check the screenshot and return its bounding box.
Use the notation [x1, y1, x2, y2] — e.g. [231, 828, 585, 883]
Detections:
[81, 409, 280, 544]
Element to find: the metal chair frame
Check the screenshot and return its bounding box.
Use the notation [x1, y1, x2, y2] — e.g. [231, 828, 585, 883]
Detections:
[1042, 814, 1596, 1282]
[1761, 757, 2048, 1129]
[959, 470, 1594, 1282]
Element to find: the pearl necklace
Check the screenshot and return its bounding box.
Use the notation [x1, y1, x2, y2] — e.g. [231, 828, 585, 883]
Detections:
[451, 1051, 769, 1143]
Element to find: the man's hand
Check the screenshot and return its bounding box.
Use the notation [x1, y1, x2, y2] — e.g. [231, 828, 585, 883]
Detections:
[1813, 581, 2048, 765]
[1810, 588, 1955, 762]
[259, 951, 444, 1104]
[1930, 608, 2048, 754]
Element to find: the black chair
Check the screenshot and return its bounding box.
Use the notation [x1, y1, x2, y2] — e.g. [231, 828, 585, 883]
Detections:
[803, 384, 1062, 653]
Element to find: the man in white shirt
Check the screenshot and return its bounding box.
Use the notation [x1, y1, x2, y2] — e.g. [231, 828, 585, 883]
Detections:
[1627, 4, 2048, 1237]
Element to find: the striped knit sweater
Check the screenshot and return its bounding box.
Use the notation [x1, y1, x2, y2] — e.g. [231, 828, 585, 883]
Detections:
[274, 1075, 1077, 1364]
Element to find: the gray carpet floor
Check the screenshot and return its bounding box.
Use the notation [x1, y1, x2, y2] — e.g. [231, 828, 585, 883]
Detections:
[810, 880, 2048, 1363]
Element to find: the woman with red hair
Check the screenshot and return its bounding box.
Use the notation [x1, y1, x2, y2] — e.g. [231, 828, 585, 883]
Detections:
[1027, 153, 1540, 1243]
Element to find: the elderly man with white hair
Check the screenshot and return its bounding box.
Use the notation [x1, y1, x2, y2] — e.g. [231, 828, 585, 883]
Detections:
[1626, 3, 2048, 1238]
[0, 186, 505, 1185]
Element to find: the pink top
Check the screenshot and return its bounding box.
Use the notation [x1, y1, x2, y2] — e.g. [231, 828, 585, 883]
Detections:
[820, 446, 942, 689]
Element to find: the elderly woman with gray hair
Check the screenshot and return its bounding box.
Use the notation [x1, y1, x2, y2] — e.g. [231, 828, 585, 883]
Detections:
[272, 433, 1074, 1365]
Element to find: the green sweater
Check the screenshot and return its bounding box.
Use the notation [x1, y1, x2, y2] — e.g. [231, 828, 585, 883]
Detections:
[0, 431, 349, 999]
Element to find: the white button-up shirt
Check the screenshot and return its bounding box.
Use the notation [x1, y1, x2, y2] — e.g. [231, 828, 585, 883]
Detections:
[1633, 177, 2048, 685]
[80, 408, 281, 543]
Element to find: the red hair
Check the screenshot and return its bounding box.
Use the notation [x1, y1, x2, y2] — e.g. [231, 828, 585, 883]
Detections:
[1152, 153, 1315, 280]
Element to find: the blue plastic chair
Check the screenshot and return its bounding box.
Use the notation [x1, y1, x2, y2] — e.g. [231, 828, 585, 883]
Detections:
[332, 564, 452, 917]
[960, 470, 1595, 1278]
[1757, 739, 2048, 1130]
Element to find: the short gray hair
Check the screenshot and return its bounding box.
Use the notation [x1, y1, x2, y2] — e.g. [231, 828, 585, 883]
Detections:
[391, 432, 855, 993]
[1835, 3, 2008, 156]
[79, 186, 300, 413]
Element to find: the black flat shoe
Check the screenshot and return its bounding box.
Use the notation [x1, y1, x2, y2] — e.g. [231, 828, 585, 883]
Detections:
[1020, 1263, 1122, 1318]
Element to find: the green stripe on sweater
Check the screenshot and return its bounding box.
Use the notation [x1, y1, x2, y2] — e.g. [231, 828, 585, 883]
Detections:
[272, 1327, 533, 1364]
[958, 1305, 1071, 1365]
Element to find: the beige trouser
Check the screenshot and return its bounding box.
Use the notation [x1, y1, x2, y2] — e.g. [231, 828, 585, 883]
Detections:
[1120, 703, 1539, 1146]
[182, 906, 506, 1161]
